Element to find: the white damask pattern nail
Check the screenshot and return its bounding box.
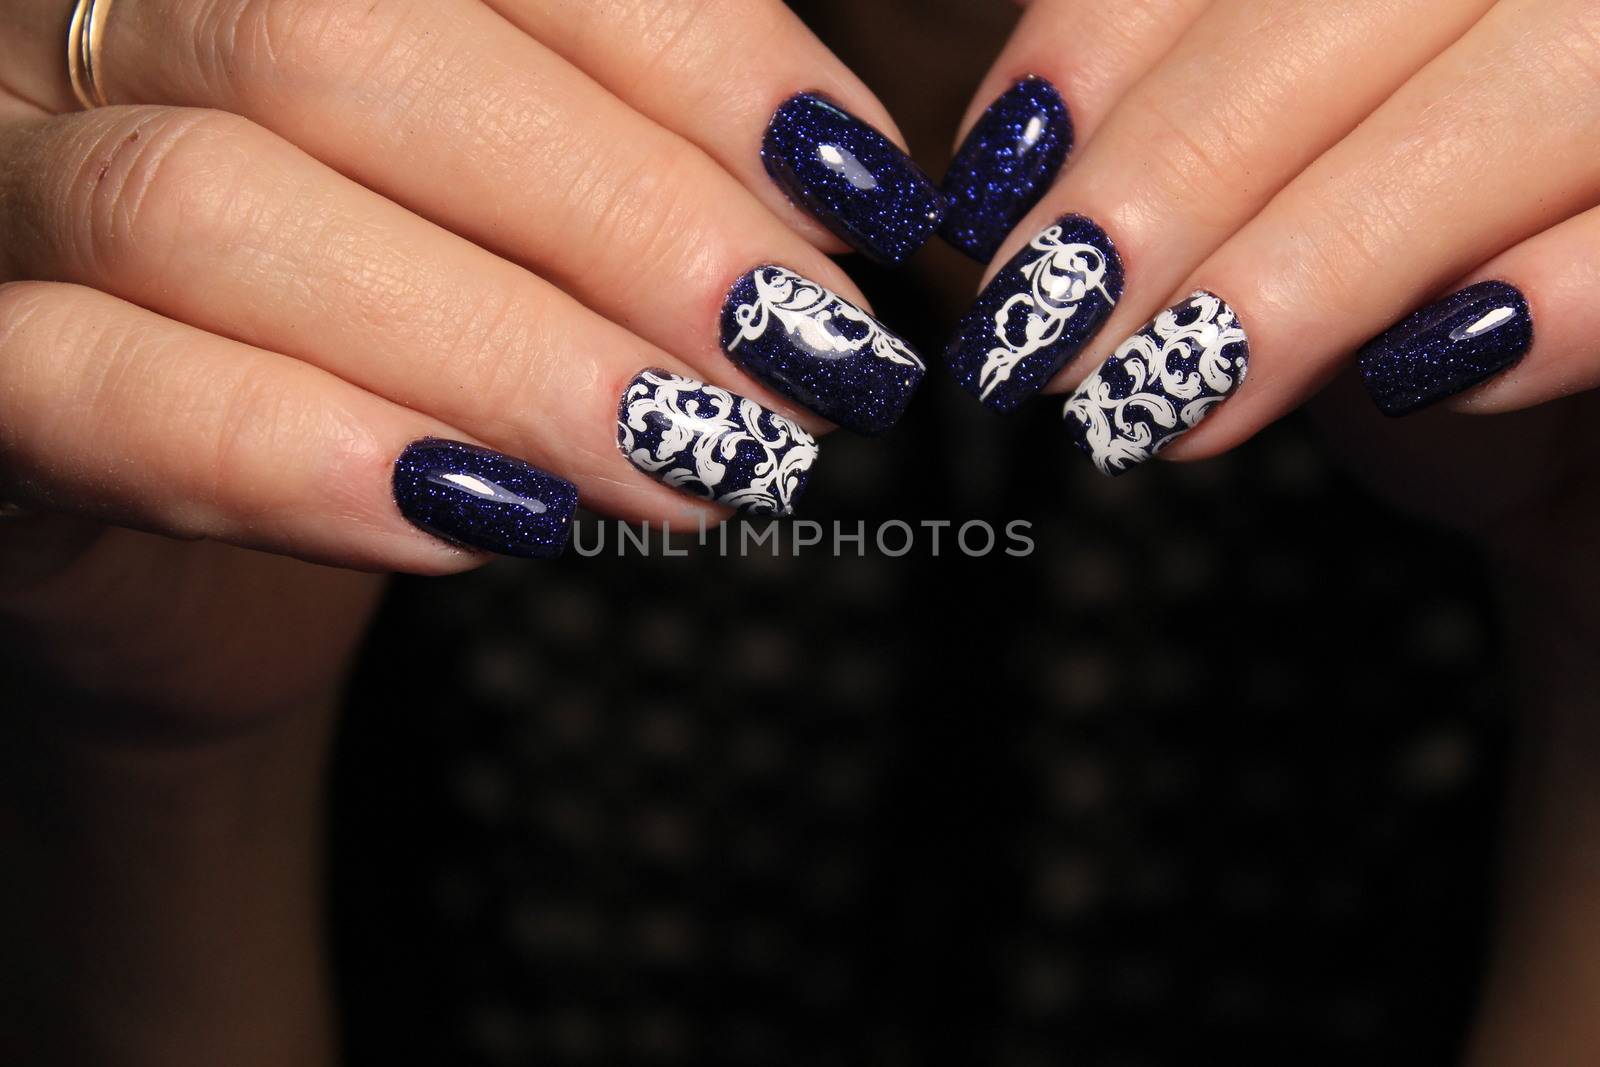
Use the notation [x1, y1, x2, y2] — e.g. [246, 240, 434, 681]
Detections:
[1063, 291, 1250, 477]
[617, 369, 819, 516]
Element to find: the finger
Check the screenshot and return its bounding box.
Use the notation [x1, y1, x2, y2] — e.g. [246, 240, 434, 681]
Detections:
[944, 0, 1496, 414]
[1354, 203, 1600, 418]
[0, 106, 825, 517]
[137, 0, 928, 428]
[74, 0, 925, 429]
[939, 0, 1211, 261]
[0, 281, 580, 570]
[1062, 0, 1600, 474]
[0, 88, 45, 124]
[484, 0, 944, 263]
[0, 2, 72, 113]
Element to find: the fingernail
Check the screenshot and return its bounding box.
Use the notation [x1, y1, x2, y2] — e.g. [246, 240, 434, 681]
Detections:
[1064, 291, 1250, 477]
[617, 369, 819, 516]
[762, 92, 946, 266]
[940, 76, 1073, 263]
[393, 438, 578, 558]
[944, 213, 1123, 413]
[1358, 281, 1532, 417]
[721, 266, 925, 436]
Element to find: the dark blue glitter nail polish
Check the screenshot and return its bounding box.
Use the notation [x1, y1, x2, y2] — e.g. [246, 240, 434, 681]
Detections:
[1358, 281, 1532, 417]
[393, 438, 577, 559]
[944, 213, 1123, 414]
[617, 369, 819, 516]
[940, 76, 1073, 263]
[762, 92, 946, 267]
[721, 265, 925, 436]
[1064, 291, 1250, 477]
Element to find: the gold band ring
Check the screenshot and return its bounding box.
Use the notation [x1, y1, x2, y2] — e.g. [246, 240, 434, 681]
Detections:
[66, 0, 117, 110]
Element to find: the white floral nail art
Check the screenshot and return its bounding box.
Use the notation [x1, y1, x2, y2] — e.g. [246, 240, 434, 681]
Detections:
[1064, 291, 1249, 476]
[618, 370, 819, 516]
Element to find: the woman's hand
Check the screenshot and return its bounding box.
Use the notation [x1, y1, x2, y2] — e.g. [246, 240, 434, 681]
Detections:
[941, 0, 1600, 480]
[940, 4, 1600, 1061]
[0, 4, 947, 1063]
[936, 0, 1600, 576]
[0, 0, 945, 712]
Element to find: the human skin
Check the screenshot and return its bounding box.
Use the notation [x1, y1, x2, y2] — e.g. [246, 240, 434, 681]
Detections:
[6, 0, 1600, 1061]
[945, 1, 1600, 1056]
[0, 0, 938, 1059]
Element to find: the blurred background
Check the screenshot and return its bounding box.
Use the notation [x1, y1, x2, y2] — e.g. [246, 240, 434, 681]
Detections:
[333, 1, 1509, 1063]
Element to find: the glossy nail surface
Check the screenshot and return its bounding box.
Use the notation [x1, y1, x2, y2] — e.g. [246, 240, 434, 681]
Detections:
[617, 370, 818, 516]
[941, 76, 1073, 262]
[1064, 291, 1250, 477]
[722, 265, 925, 436]
[1358, 281, 1533, 417]
[945, 214, 1123, 413]
[762, 92, 946, 266]
[394, 438, 577, 558]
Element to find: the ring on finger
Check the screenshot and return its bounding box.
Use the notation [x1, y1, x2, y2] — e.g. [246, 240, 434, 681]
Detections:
[66, 0, 117, 110]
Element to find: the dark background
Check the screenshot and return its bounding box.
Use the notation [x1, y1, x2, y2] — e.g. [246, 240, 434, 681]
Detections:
[333, 2, 1509, 1063]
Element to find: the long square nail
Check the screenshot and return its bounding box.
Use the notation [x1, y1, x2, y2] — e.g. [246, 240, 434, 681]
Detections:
[1063, 291, 1250, 476]
[940, 76, 1074, 263]
[1358, 281, 1532, 417]
[394, 438, 578, 558]
[944, 213, 1123, 413]
[722, 265, 925, 436]
[617, 370, 819, 516]
[762, 92, 946, 266]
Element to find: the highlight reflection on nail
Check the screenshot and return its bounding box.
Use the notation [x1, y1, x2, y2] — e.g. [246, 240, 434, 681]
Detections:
[1358, 281, 1533, 416]
[394, 438, 577, 558]
[941, 76, 1073, 262]
[762, 93, 946, 266]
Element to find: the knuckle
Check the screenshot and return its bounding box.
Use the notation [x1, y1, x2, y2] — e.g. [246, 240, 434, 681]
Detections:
[0, 284, 157, 458]
[463, 293, 570, 423]
[413, 281, 559, 428]
[0, 282, 60, 357]
[615, 0, 764, 97]
[1135, 98, 1254, 234]
[195, 0, 426, 100]
[1536, 6, 1600, 95]
[1290, 187, 1397, 319]
[51, 107, 259, 278]
[0, 284, 122, 409]
[565, 137, 715, 289]
[0, 283, 63, 471]
[200, 360, 304, 519]
[405, 281, 527, 398]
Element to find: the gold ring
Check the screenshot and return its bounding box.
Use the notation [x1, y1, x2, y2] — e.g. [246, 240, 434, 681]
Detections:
[66, 0, 117, 110]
